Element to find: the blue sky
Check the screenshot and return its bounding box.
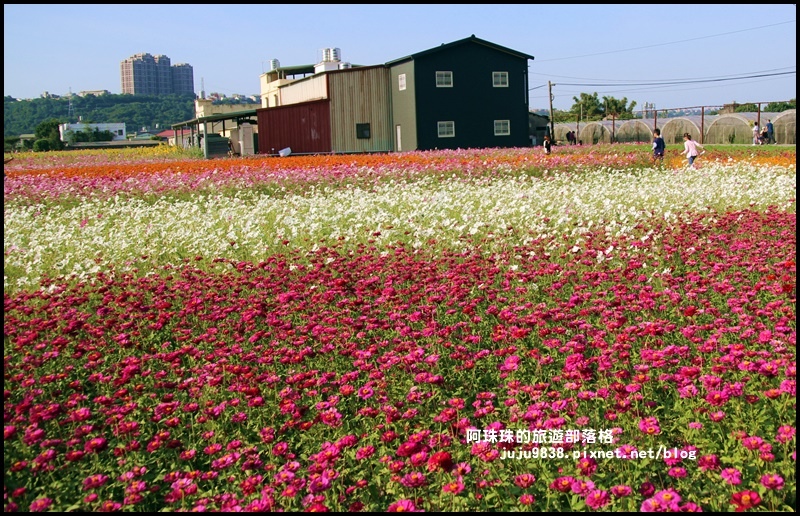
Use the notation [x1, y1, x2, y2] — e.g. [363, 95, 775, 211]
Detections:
[3, 4, 796, 112]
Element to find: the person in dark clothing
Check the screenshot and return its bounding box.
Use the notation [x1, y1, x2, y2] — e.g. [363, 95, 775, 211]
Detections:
[543, 135, 552, 155]
[652, 128, 665, 166]
[765, 120, 774, 144]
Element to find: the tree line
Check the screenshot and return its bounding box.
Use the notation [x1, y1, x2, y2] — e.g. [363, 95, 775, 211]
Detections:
[548, 93, 795, 124]
[3, 93, 197, 138]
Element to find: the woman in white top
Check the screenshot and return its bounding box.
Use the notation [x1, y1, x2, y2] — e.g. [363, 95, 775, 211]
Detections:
[682, 132, 704, 167]
[752, 123, 760, 145]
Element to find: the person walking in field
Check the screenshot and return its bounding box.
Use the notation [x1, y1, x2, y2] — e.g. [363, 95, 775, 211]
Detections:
[682, 132, 704, 168]
[766, 119, 775, 144]
[752, 123, 760, 145]
[652, 128, 665, 166]
[543, 134, 552, 155]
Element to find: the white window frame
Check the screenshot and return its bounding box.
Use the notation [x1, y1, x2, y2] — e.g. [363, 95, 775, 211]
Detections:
[436, 71, 453, 88]
[437, 121, 455, 138]
[494, 120, 510, 136]
[398, 73, 406, 91]
[493, 71, 509, 88]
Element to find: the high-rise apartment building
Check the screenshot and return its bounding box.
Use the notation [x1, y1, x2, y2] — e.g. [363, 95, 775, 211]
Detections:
[120, 53, 195, 95]
[171, 63, 195, 95]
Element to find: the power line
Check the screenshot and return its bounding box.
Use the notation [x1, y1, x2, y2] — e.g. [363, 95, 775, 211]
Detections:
[529, 66, 796, 83]
[533, 20, 796, 62]
[528, 69, 795, 91]
[556, 70, 795, 88]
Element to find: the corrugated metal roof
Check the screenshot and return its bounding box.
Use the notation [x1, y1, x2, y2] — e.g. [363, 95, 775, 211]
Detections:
[171, 109, 258, 128]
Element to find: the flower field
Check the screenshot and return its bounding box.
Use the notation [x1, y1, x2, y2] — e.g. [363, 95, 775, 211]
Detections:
[3, 144, 796, 512]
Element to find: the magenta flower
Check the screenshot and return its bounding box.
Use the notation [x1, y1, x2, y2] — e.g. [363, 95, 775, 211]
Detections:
[357, 386, 374, 400]
[585, 489, 611, 509]
[697, 454, 720, 471]
[442, 477, 465, 494]
[721, 468, 742, 485]
[761, 473, 785, 490]
[387, 499, 420, 512]
[571, 478, 595, 495]
[668, 467, 688, 478]
[308, 475, 332, 494]
[29, 498, 53, 512]
[400, 471, 427, 488]
[550, 476, 576, 493]
[514, 473, 536, 489]
[639, 482, 656, 497]
[610, 485, 632, 497]
[653, 489, 682, 510]
[775, 425, 795, 444]
[82, 473, 110, 490]
[742, 435, 764, 450]
[638, 417, 661, 435]
[355, 446, 376, 460]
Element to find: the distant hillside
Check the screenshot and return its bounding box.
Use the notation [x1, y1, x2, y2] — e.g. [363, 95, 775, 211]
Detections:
[4, 93, 197, 136]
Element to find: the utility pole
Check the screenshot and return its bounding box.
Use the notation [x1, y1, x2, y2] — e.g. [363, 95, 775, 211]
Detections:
[548, 81, 555, 141]
[68, 87, 74, 123]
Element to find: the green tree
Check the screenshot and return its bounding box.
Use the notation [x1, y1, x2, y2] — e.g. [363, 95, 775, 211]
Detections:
[734, 103, 759, 112]
[32, 139, 51, 152]
[34, 118, 64, 150]
[570, 93, 604, 120]
[4, 135, 20, 152]
[765, 99, 795, 112]
[601, 96, 637, 120]
[5, 93, 195, 137]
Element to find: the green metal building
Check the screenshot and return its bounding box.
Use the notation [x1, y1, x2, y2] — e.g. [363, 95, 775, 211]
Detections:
[386, 35, 534, 151]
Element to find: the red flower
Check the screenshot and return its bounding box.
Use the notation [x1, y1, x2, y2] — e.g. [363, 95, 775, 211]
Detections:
[730, 490, 760, 512]
[427, 451, 453, 472]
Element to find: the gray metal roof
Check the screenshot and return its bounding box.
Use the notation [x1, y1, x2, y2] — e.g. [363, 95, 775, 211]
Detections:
[171, 109, 258, 129]
[386, 35, 534, 66]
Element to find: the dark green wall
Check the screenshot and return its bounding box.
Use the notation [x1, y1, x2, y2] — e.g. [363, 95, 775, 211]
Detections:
[413, 42, 530, 150]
